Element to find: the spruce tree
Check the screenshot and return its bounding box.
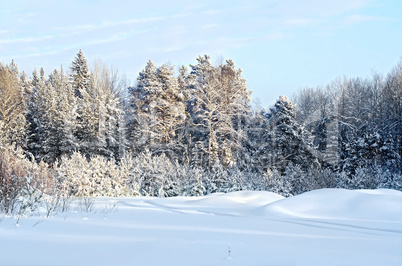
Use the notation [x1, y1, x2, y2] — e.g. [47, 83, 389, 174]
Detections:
[70, 49, 91, 99]
[0, 62, 26, 147]
[26, 68, 49, 161]
[187, 55, 251, 169]
[128, 60, 159, 153]
[128, 61, 186, 161]
[257, 96, 319, 175]
[42, 67, 77, 163]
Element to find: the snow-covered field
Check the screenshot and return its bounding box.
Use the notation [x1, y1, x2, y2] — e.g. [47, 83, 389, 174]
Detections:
[1, 189, 402, 266]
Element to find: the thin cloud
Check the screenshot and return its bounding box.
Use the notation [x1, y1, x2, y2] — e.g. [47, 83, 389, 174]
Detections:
[56, 23, 97, 34]
[163, 46, 185, 53]
[201, 24, 219, 29]
[284, 18, 312, 27]
[202, 9, 222, 15]
[84, 29, 153, 47]
[6, 48, 68, 59]
[343, 14, 386, 24]
[263, 33, 285, 41]
[345, 0, 376, 10]
[0, 35, 53, 44]
[54, 15, 181, 37]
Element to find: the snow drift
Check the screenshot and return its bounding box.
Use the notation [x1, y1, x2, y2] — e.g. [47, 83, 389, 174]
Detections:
[1, 189, 401, 266]
[257, 188, 402, 221]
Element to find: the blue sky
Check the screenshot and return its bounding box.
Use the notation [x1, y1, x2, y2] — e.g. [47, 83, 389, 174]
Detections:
[1, 0, 401, 107]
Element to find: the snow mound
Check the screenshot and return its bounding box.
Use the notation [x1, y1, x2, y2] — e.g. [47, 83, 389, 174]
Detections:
[257, 188, 402, 221]
[145, 190, 285, 216]
[186, 190, 284, 207]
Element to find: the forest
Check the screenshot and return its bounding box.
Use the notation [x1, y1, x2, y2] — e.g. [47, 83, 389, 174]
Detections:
[1, 50, 401, 213]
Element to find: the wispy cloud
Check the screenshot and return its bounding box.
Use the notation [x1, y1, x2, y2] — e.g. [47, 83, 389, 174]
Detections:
[163, 45, 185, 53]
[200, 24, 219, 30]
[0, 35, 53, 44]
[6, 48, 70, 60]
[345, 0, 376, 10]
[202, 9, 222, 15]
[53, 15, 186, 37]
[263, 33, 285, 41]
[284, 18, 312, 27]
[343, 14, 386, 24]
[85, 28, 155, 47]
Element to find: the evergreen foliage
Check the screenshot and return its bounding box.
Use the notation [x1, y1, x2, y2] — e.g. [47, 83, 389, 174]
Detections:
[0, 62, 26, 147]
[1, 53, 401, 203]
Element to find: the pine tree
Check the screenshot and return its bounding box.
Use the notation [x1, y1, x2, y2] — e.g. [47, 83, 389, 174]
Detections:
[26, 68, 49, 161]
[42, 67, 77, 163]
[187, 55, 251, 169]
[69, 51, 124, 160]
[153, 64, 186, 158]
[89, 61, 126, 160]
[70, 50, 96, 157]
[382, 60, 402, 173]
[70, 49, 91, 99]
[257, 96, 319, 175]
[0, 62, 26, 147]
[128, 60, 159, 153]
[177, 65, 193, 164]
[128, 61, 186, 161]
[215, 59, 251, 167]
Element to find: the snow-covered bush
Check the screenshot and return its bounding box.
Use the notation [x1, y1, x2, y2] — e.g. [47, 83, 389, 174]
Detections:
[285, 163, 309, 195]
[309, 167, 337, 190]
[159, 161, 188, 197]
[57, 152, 130, 197]
[227, 166, 247, 192]
[0, 145, 59, 216]
[0, 145, 29, 213]
[262, 168, 293, 197]
[377, 170, 402, 191]
[204, 163, 231, 194]
[128, 151, 174, 196]
[182, 167, 206, 197]
[337, 165, 385, 190]
[119, 153, 141, 196]
[285, 164, 338, 195]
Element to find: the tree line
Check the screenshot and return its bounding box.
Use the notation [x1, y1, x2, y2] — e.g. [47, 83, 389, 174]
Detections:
[0, 50, 401, 207]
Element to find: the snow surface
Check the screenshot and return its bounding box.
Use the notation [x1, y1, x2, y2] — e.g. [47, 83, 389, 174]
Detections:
[1, 189, 402, 266]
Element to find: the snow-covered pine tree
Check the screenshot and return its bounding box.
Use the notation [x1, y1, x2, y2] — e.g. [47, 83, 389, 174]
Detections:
[382, 60, 402, 173]
[187, 55, 251, 169]
[186, 55, 217, 168]
[153, 63, 186, 159]
[128, 60, 159, 154]
[0, 62, 26, 147]
[215, 59, 251, 168]
[70, 50, 94, 157]
[128, 61, 186, 161]
[91, 61, 126, 161]
[70, 50, 102, 158]
[177, 65, 193, 164]
[26, 68, 49, 161]
[41, 67, 77, 163]
[70, 51, 124, 160]
[70, 49, 91, 99]
[257, 96, 319, 175]
[293, 86, 338, 169]
[244, 101, 265, 172]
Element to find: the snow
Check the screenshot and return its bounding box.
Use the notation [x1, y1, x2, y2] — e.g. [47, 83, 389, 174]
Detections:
[1, 189, 402, 266]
